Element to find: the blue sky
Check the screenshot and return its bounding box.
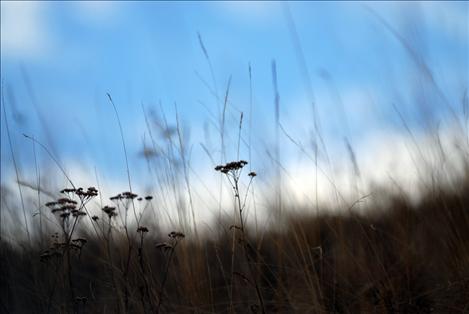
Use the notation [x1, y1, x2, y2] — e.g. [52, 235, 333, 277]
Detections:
[1, 1, 468, 208]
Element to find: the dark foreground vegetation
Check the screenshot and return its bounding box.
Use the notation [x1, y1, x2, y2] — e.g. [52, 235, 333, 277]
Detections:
[1, 168, 469, 314]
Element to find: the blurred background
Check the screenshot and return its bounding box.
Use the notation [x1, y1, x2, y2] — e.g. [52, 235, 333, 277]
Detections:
[1, 1, 468, 233]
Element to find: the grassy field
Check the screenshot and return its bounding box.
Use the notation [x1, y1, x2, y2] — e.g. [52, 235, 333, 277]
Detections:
[1, 157, 468, 313]
[1, 18, 468, 313]
[1, 92, 469, 313]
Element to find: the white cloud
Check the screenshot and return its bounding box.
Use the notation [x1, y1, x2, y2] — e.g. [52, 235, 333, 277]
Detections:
[1, 1, 51, 59]
[0, 1, 122, 61]
[1, 108, 467, 240]
[282, 124, 467, 209]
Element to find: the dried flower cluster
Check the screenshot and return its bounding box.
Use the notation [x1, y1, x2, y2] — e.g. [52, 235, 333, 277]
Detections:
[102, 205, 117, 218]
[155, 242, 173, 251]
[40, 244, 63, 262]
[137, 226, 149, 233]
[214, 159, 264, 313]
[72, 238, 87, 247]
[45, 186, 99, 219]
[156, 231, 185, 252]
[110, 191, 138, 201]
[215, 160, 248, 173]
[46, 197, 85, 218]
[40, 233, 88, 262]
[215, 161, 257, 180]
[215, 160, 248, 174]
[168, 231, 185, 239]
[60, 186, 98, 200]
[110, 191, 153, 202]
[76, 186, 98, 199]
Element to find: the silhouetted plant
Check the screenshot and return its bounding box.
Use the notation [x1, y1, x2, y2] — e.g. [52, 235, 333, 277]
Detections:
[215, 160, 265, 314]
[42, 187, 98, 313]
[155, 231, 185, 313]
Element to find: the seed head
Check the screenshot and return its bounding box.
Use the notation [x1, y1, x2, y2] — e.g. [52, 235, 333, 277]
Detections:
[156, 242, 173, 251]
[102, 205, 117, 218]
[72, 211, 86, 217]
[168, 231, 185, 239]
[72, 238, 87, 246]
[75, 186, 98, 198]
[214, 160, 249, 174]
[45, 201, 57, 207]
[102, 205, 116, 214]
[137, 226, 149, 233]
[57, 198, 73, 205]
[110, 194, 122, 201]
[122, 191, 138, 199]
[61, 204, 76, 211]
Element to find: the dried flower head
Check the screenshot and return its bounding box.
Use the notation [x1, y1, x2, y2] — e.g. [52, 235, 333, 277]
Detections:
[92, 215, 99, 221]
[75, 186, 98, 198]
[155, 242, 173, 252]
[145, 195, 153, 201]
[168, 231, 185, 239]
[88, 186, 97, 193]
[57, 198, 73, 205]
[214, 160, 248, 174]
[122, 191, 138, 199]
[72, 238, 87, 246]
[137, 226, 149, 233]
[102, 205, 117, 218]
[60, 188, 76, 194]
[72, 211, 87, 217]
[61, 204, 77, 211]
[110, 194, 122, 201]
[40, 247, 62, 262]
[102, 205, 116, 214]
[248, 171, 257, 177]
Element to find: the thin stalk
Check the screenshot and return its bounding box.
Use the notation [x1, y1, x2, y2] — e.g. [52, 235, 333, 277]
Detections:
[106, 215, 124, 314]
[106, 93, 138, 225]
[234, 177, 265, 314]
[175, 103, 198, 238]
[32, 137, 43, 245]
[1, 83, 30, 243]
[156, 242, 179, 314]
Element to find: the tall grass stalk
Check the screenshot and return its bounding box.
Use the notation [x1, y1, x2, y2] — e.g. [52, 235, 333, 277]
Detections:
[2, 83, 31, 243]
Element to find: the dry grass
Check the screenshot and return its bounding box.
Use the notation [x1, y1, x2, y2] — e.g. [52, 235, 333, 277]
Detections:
[1, 170, 469, 313]
[2, 6, 468, 312]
